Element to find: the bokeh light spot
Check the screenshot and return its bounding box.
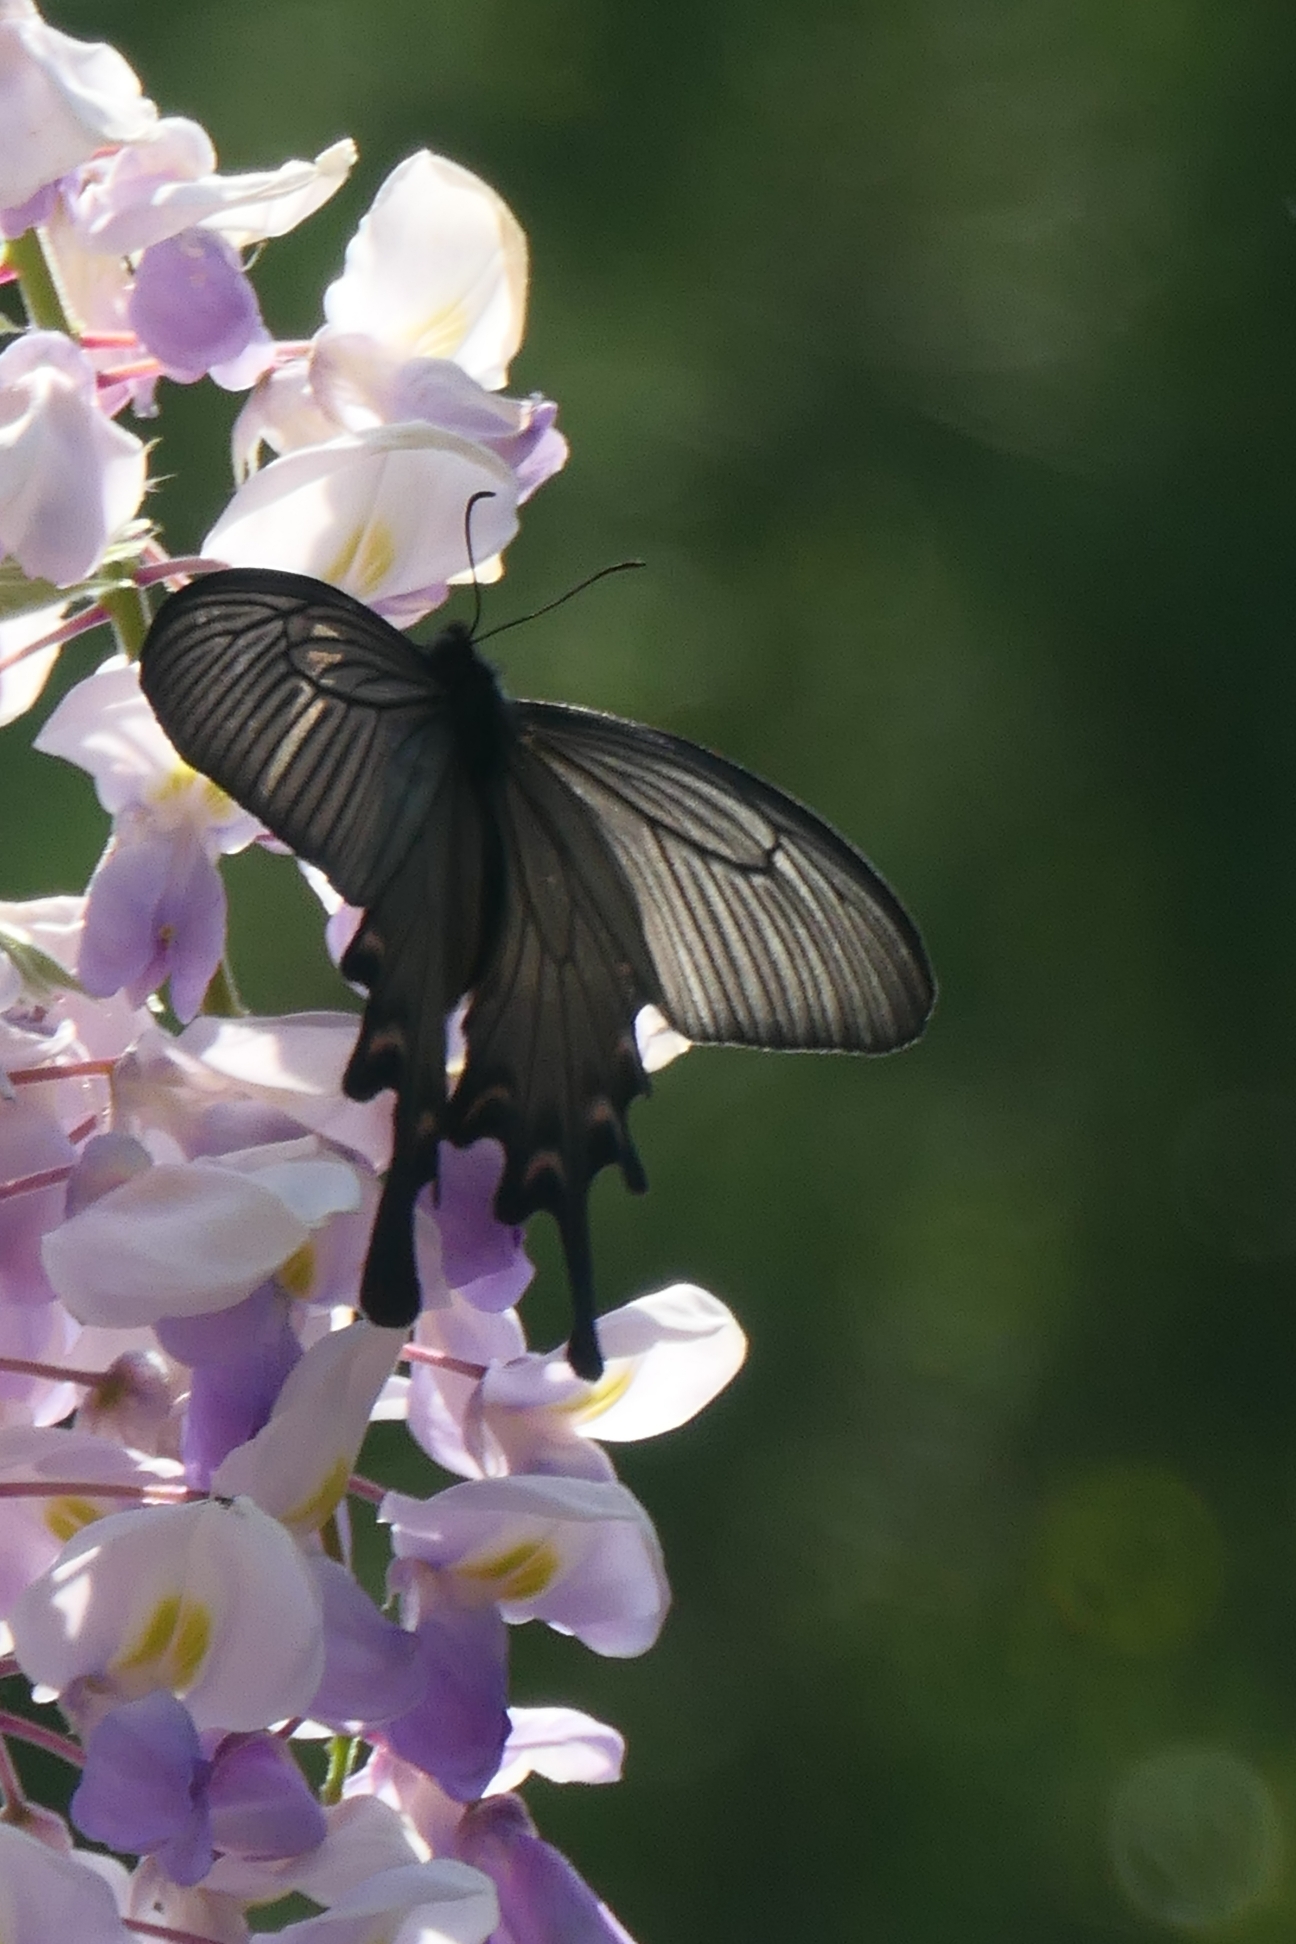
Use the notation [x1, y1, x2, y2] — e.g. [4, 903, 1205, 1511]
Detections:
[1041, 1463, 1223, 1653]
[1109, 1746, 1283, 1929]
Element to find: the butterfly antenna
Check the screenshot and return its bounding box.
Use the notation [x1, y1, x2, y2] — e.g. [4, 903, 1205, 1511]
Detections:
[559, 1205, 605, 1381]
[475, 560, 645, 646]
[462, 489, 497, 639]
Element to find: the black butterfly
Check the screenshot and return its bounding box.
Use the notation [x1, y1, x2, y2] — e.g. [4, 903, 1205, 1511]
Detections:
[140, 569, 935, 1376]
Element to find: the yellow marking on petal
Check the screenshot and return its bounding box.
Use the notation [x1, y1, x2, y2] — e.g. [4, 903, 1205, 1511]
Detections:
[148, 761, 237, 822]
[277, 1241, 317, 1300]
[459, 1537, 559, 1603]
[113, 1593, 211, 1690]
[281, 1455, 350, 1536]
[44, 1496, 104, 1545]
[559, 1361, 634, 1425]
[411, 300, 470, 362]
[324, 519, 397, 601]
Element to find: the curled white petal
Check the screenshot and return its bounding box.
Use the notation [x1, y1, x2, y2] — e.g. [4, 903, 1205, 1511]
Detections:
[41, 1161, 311, 1326]
[0, 8, 155, 210]
[324, 150, 527, 389]
[203, 421, 519, 607]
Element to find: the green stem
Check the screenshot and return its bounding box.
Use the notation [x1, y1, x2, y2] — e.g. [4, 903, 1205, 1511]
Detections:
[5, 229, 73, 335]
[99, 580, 151, 658]
[321, 1733, 359, 1807]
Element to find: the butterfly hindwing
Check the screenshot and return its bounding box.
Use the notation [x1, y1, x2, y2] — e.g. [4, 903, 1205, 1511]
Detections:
[516, 700, 935, 1054]
[140, 569, 452, 907]
[447, 739, 662, 1376]
[341, 761, 501, 1327]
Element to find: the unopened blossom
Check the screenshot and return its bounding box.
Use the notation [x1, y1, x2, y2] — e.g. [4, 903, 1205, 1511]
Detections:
[457, 1793, 636, 1944]
[0, 0, 155, 214]
[35, 656, 263, 1018]
[0, 332, 147, 584]
[11, 1494, 326, 1732]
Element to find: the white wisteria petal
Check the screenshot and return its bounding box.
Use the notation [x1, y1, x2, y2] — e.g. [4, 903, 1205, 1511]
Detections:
[177, 1011, 393, 1167]
[0, 598, 64, 725]
[634, 1002, 691, 1073]
[0, 333, 146, 585]
[0, 1423, 180, 1622]
[273, 1859, 498, 1944]
[384, 1474, 670, 1657]
[213, 1146, 362, 1228]
[10, 1495, 325, 1730]
[41, 1161, 311, 1326]
[0, 1823, 132, 1944]
[487, 1284, 748, 1444]
[487, 1705, 625, 1794]
[203, 422, 518, 609]
[324, 150, 527, 389]
[213, 1321, 403, 1535]
[0, 4, 155, 211]
[205, 1795, 427, 1904]
[231, 357, 334, 478]
[35, 655, 260, 846]
[74, 119, 357, 253]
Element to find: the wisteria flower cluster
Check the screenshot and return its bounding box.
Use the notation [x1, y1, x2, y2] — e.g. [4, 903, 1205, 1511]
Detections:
[0, 8, 745, 1940]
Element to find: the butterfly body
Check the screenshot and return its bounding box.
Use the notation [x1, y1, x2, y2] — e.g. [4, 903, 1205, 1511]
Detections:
[140, 569, 935, 1376]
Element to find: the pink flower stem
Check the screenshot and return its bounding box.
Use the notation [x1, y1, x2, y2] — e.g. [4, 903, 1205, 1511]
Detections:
[0, 1355, 106, 1387]
[400, 1343, 488, 1380]
[0, 1480, 199, 1504]
[0, 1711, 83, 1770]
[9, 1060, 115, 1086]
[0, 1729, 26, 1806]
[347, 1472, 387, 1505]
[0, 1164, 73, 1202]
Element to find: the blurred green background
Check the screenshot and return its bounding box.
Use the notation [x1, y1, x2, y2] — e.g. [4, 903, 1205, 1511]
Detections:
[7, 0, 1296, 1937]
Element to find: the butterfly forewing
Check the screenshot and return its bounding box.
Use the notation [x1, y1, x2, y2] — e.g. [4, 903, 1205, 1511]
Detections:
[517, 701, 935, 1053]
[140, 570, 452, 907]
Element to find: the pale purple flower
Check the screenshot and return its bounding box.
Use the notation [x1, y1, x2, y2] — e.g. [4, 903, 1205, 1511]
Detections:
[0, 332, 147, 584]
[35, 656, 262, 1018]
[383, 1474, 671, 1658]
[323, 151, 527, 388]
[0, 1, 155, 214]
[80, 825, 227, 1020]
[10, 1495, 327, 1734]
[73, 1691, 326, 1887]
